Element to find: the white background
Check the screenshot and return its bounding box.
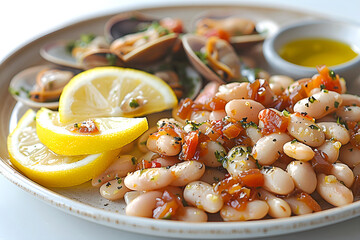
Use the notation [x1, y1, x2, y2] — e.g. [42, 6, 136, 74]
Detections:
[1, 0, 360, 240]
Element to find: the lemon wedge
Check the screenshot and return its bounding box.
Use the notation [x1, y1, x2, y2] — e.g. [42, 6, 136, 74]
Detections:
[58, 66, 178, 123]
[7, 109, 121, 187]
[36, 108, 148, 156]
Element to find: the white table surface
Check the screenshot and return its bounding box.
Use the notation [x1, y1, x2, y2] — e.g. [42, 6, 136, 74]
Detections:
[1, 0, 360, 239]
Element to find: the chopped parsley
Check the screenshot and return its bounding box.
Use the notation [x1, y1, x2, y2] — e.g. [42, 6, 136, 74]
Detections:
[129, 99, 140, 108]
[334, 101, 340, 108]
[131, 157, 137, 165]
[309, 124, 320, 130]
[8, 87, 19, 96]
[215, 150, 227, 167]
[329, 70, 337, 80]
[308, 96, 317, 103]
[106, 53, 117, 65]
[195, 51, 208, 65]
[291, 139, 298, 144]
[282, 110, 290, 117]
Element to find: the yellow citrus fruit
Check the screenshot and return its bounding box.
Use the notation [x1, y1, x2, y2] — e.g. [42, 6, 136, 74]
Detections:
[36, 107, 148, 156]
[7, 109, 121, 187]
[58, 66, 178, 123]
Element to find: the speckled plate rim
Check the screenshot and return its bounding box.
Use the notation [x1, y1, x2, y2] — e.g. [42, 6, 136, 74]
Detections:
[1, 3, 360, 239]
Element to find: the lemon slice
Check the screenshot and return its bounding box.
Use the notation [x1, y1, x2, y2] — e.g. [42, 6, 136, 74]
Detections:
[36, 108, 148, 156]
[7, 109, 121, 187]
[58, 66, 178, 123]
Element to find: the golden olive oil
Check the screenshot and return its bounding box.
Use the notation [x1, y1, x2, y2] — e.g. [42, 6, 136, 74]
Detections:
[279, 38, 358, 67]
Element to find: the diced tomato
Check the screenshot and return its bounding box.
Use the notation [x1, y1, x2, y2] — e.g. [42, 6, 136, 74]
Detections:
[222, 122, 243, 139]
[311, 149, 333, 174]
[307, 65, 342, 94]
[239, 169, 264, 188]
[214, 174, 259, 211]
[247, 79, 269, 105]
[176, 98, 194, 120]
[153, 190, 183, 219]
[258, 109, 289, 135]
[205, 96, 227, 111]
[352, 175, 360, 198]
[180, 131, 199, 160]
[297, 192, 321, 212]
[159, 18, 184, 33]
[204, 28, 231, 42]
[136, 159, 161, 170]
[348, 121, 360, 149]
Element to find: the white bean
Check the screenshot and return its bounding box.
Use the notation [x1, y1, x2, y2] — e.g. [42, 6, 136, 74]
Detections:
[209, 110, 227, 121]
[125, 191, 162, 217]
[245, 126, 262, 146]
[284, 196, 313, 215]
[283, 141, 314, 161]
[216, 82, 249, 102]
[335, 106, 360, 122]
[261, 166, 295, 195]
[147, 134, 182, 156]
[293, 90, 342, 119]
[220, 200, 269, 221]
[339, 143, 360, 167]
[317, 140, 341, 163]
[316, 173, 353, 207]
[190, 110, 211, 123]
[226, 146, 256, 176]
[286, 161, 317, 193]
[225, 99, 265, 124]
[137, 126, 158, 153]
[199, 168, 227, 185]
[184, 181, 223, 213]
[318, 122, 350, 145]
[92, 155, 137, 187]
[124, 168, 175, 191]
[252, 133, 292, 165]
[198, 141, 225, 167]
[175, 207, 208, 222]
[257, 188, 291, 218]
[151, 156, 181, 167]
[340, 94, 360, 107]
[100, 178, 130, 201]
[331, 163, 354, 188]
[124, 191, 143, 205]
[170, 161, 205, 186]
[287, 113, 325, 147]
[269, 75, 294, 95]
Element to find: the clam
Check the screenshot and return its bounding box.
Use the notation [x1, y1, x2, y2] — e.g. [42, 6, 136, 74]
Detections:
[182, 34, 241, 83]
[9, 65, 80, 109]
[193, 11, 278, 51]
[40, 35, 124, 70]
[147, 61, 202, 100]
[105, 11, 181, 67]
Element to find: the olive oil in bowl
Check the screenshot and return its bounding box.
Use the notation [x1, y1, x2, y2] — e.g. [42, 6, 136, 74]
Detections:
[279, 38, 359, 67]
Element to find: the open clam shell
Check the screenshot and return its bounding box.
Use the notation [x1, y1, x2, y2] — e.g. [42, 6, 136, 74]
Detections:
[40, 40, 124, 70]
[119, 33, 178, 68]
[191, 10, 279, 51]
[40, 40, 83, 69]
[104, 11, 156, 42]
[9, 65, 81, 109]
[182, 34, 241, 83]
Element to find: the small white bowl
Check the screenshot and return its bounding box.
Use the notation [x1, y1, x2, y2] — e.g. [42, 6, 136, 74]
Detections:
[263, 20, 360, 80]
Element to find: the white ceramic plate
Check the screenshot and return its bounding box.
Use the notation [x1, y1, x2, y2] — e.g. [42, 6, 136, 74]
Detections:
[1, 4, 360, 239]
